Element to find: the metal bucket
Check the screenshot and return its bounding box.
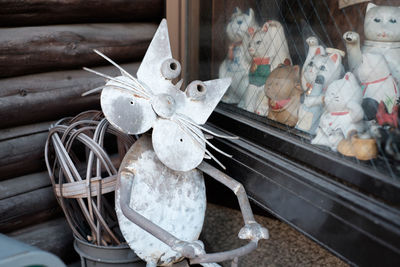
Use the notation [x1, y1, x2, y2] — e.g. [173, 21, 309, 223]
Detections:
[74, 236, 145, 267]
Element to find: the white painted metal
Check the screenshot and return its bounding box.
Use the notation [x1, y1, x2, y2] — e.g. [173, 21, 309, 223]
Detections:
[101, 76, 156, 135]
[152, 118, 205, 172]
[115, 135, 206, 266]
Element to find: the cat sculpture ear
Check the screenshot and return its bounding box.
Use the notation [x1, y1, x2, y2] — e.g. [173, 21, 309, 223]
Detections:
[248, 27, 255, 37]
[326, 48, 344, 67]
[234, 7, 242, 14]
[366, 3, 377, 13]
[262, 22, 269, 32]
[293, 65, 300, 76]
[330, 53, 338, 63]
[245, 8, 254, 18]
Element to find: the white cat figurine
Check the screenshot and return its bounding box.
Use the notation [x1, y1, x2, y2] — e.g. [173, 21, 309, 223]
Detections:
[357, 52, 399, 119]
[237, 20, 291, 115]
[344, 3, 400, 86]
[312, 73, 364, 150]
[296, 37, 345, 135]
[219, 8, 257, 104]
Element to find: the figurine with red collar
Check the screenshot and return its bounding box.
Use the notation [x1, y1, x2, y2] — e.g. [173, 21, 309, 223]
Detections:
[265, 65, 302, 126]
[296, 37, 345, 135]
[238, 20, 291, 115]
[311, 73, 365, 151]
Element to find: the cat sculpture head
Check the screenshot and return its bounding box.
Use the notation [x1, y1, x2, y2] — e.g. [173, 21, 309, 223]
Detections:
[324, 72, 363, 113]
[248, 20, 287, 59]
[226, 7, 256, 43]
[364, 3, 400, 42]
[302, 47, 344, 95]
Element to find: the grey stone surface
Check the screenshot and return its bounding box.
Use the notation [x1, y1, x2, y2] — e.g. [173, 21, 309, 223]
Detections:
[200, 203, 348, 267]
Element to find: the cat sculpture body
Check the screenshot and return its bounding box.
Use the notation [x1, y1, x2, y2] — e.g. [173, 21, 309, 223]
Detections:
[296, 37, 344, 135]
[237, 20, 291, 115]
[219, 8, 257, 104]
[312, 73, 364, 151]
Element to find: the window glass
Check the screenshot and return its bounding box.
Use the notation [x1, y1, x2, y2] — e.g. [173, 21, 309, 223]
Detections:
[198, 0, 400, 181]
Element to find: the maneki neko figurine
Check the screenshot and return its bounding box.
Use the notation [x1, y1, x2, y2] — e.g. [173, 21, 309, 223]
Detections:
[265, 65, 302, 127]
[84, 19, 268, 267]
[344, 32, 399, 121]
[219, 7, 257, 104]
[311, 73, 365, 151]
[296, 37, 345, 135]
[238, 20, 292, 115]
[344, 3, 400, 86]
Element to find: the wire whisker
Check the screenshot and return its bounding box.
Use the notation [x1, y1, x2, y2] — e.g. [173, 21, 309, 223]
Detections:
[83, 67, 150, 99]
[177, 115, 239, 140]
[93, 49, 152, 96]
[178, 118, 233, 158]
[82, 86, 106, 96]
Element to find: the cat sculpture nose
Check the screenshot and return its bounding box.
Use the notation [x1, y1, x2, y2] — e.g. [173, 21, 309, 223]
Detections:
[151, 93, 176, 119]
[237, 20, 243, 25]
[315, 75, 325, 85]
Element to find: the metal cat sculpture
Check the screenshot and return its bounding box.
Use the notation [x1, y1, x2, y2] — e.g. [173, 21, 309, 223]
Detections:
[84, 19, 268, 267]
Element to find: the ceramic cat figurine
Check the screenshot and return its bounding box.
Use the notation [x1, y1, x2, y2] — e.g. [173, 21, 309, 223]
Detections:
[356, 52, 399, 120]
[296, 37, 345, 135]
[237, 20, 291, 115]
[344, 3, 400, 86]
[312, 73, 364, 151]
[265, 65, 302, 127]
[219, 8, 257, 104]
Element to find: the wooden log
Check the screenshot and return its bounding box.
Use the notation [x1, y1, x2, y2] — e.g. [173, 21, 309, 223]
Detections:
[0, 129, 48, 180]
[0, 62, 140, 129]
[0, 23, 156, 78]
[0, 0, 163, 27]
[0, 121, 52, 141]
[0, 186, 58, 231]
[0, 171, 51, 200]
[0, 206, 62, 233]
[8, 217, 76, 263]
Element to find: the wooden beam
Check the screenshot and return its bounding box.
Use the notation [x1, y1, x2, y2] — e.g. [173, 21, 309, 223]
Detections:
[0, 62, 139, 129]
[0, 187, 58, 232]
[0, 0, 163, 26]
[0, 130, 48, 180]
[0, 23, 155, 78]
[0, 171, 51, 200]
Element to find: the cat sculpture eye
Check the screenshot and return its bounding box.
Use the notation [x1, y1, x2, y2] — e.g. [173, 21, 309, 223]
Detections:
[389, 18, 397, 23]
[374, 17, 381, 23]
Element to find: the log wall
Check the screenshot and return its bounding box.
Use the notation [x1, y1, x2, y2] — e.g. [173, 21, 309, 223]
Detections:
[0, 0, 164, 263]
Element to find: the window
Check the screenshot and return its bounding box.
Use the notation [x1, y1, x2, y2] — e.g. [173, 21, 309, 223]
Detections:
[187, 0, 400, 202]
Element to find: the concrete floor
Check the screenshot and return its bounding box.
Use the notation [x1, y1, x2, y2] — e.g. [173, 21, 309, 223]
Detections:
[200, 203, 348, 267]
